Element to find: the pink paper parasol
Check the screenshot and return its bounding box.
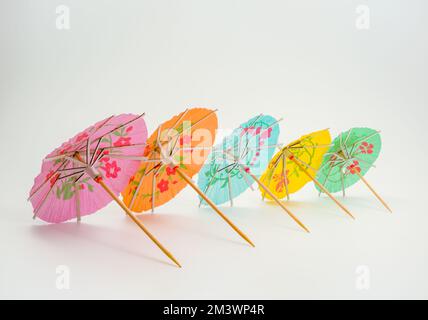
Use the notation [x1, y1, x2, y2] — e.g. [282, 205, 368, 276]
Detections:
[29, 113, 181, 267]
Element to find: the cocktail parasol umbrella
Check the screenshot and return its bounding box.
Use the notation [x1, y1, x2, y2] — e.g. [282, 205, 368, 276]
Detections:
[122, 108, 254, 247]
[197, 114, 310, 233]
[315, 127, 391, 212]
[260, 129, 354, 219]
[29, 114, 181, 267]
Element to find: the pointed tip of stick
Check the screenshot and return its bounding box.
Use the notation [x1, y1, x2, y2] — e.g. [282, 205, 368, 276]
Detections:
[301, 224, 311, 233]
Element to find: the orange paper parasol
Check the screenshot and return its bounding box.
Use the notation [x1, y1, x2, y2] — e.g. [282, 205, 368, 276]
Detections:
[122, 108, 254, 247]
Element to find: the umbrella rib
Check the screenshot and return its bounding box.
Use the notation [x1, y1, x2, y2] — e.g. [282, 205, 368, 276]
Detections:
[46, 114, 144, 163]
[227, 171, 234, 206]
[58, 170, 85, 181]
[349, 131, 381, 154]
[65, 156, 87, 167]
[156, 124, 163, 149]
[151, 165, 162, 213]
[106, 154, 159, 162]
[93, 113, 146, 146]
[166, 108, 189, 139]
[57, 166, 86, 172]
[342, 128, 353, 158]
[242, 117, 282, 151]
[289, 144, 333, 149]
[48, 143, 150, 161]
[290, 153, 317, 172]
[222, 149, 254, 191]
[282, 152, 290, 200]
[261, 152, 283, 200]
[239, 114, 266, 154]
[241, 114, 263, 153]
[92, 148, 106, 166]
[164, 109, 190, 153]
[79, 113, 146, 152]
[90, 138, 102, 166]
[318, 165, 334, 196]
[198, 166, 221, 207]
[85, 137, 91, 165]
[28, 160, 69, 201]
[237, 165, 255, 191]
[73, 172, 85, 183]
[340, 168, 346, 197]
[128, 147, 161, 209]
[216, 162, 238, 173]
[71, 115, 115, 153]
[73, 158, 82, 222]
[246, 143, 283, 151]
[241, 120, 282, 160]
[352, 156, 376, 168]
[74, 181, 81, 222]
[167, 109, 218, 145]
[33, 175, 61, 219]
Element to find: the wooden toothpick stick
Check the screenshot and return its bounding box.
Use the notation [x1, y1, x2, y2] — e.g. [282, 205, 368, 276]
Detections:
[246, 169, 310, 233]
[176, 167, 255, 247]
[286, 154, 355, 220]
[73, 153, 182, 268]
[355, 171, 392, 213]
[98, 179, 182, 268]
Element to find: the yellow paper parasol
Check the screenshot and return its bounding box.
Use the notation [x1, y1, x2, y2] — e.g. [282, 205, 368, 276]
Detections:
[260, 129, 355, 219]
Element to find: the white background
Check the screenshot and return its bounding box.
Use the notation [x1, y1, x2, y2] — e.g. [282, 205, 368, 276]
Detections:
[1, 0, 427, 299]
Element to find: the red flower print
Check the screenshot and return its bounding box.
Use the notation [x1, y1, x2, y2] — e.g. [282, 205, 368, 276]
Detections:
[260, 127, 272, 139]
[272, 171, 289, 193]
[358, 142, 374, 154]
[157, 179, 169, 193]
[114, 137, 132, 147]
[347, 160, 361, 174]
[76, 132, 89, 143]
[46, 170, 59, 187]
[58, 143, 73, 155]
[166, 166, 177, 176]
[100, 150, 110, 163]
[79, 184, 85, 190]
[240, 127, 254, 136]
[100, 161, 121, 179]
[126, 126, 133, 133]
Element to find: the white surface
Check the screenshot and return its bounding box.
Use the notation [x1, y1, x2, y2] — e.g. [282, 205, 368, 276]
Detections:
[1, 0, 427, 299]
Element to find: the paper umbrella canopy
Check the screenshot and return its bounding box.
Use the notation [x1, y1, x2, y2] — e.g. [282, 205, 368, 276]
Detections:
[122, 108, 255, 246]
[197, 115, 310, 232]
[197, 114, 280, 205]
[315, 127, 391, 212]
[259, 129, 354, 219]
[29, 114, 181, 267]
[260, 129, 331, 200]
